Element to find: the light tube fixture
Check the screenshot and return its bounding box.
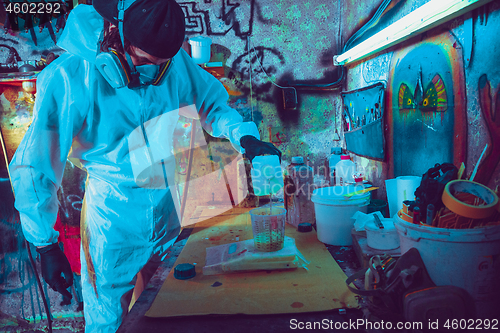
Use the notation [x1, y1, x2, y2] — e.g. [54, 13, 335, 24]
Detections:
[334, 0, 495, 66]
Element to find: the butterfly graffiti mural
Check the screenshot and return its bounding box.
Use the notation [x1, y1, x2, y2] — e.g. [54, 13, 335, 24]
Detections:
[387, 34, 467, 179]
[391, 66, 454, 177]
[398, 73, 447, 112]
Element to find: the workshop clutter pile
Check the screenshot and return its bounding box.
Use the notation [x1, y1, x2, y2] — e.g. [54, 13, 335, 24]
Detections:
[201, 152, 367, 275]
[250, 152, 375, 248]
[347, 248, 478, 324]
[203, 153, 500, 318]
[397, 163, 500, 228]
[279, 153, 377, 246]
[211, 152, 376, 272]
[387, 162, 500, 319]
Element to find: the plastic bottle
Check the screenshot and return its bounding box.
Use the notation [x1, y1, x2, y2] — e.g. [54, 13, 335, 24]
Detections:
[327, 147, 342, 186]
[251, 155, 283, 196]
[335, 155, 356, 186]
[284, 156, 315, 227]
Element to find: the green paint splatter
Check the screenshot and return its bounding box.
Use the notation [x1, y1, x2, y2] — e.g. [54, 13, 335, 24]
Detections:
[314, 36, 330, 51]
[271, 25, 290, 36]
[286, 36, 303, 52]
[261, 37, 272, 46]
[300, 97, 336, 132]
[299, 19, 314, 33]
[286, 5, 301, 20]
[314, 4, 330, 21]
[253, 24, 262, 35]
[262, 6, 273, 20]
[293, 68, 305, 80]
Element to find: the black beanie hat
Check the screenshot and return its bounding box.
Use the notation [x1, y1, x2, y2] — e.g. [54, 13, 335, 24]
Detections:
[93, 0, 185, 59]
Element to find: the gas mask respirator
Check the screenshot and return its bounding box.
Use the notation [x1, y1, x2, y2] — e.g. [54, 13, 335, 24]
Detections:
[95, 38, 170, 90]
[95, 0, 170, 89]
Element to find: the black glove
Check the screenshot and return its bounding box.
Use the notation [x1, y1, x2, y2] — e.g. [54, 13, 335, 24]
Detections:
[240, 135, 282, 163]
[36, 243, 73, 305]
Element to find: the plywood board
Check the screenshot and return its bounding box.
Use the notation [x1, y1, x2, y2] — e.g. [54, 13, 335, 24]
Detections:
[146, 207, 359, 317]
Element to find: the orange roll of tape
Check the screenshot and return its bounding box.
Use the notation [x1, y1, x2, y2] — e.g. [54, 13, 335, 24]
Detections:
[442, 180, 499, 219]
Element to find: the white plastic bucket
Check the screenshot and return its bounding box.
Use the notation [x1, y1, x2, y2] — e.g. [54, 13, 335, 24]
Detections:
[250, 155, 283, 196]
[188, 36, 212, 64]
[365, 218, 399, 250]
[394, 214, 500, 318]
[311, 186, 370, 245]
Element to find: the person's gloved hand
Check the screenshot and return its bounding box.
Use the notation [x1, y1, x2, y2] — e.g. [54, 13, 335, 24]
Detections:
[240, 135, 282, 162]
[36, 243, 73, 305]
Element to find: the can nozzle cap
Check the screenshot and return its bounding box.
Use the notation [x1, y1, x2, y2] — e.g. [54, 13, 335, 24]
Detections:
[174, 263, 196, 280]
[298, 223, 313, 232]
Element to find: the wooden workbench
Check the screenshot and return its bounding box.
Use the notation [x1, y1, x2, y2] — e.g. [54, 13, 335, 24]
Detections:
[117, 207, 366, 333]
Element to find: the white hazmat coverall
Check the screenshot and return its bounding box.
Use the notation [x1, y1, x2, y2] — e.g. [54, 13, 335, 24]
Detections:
[9, 5, 259, 332]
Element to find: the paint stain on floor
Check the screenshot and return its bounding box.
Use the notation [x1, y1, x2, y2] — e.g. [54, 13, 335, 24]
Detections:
[290, 302, 304, 308]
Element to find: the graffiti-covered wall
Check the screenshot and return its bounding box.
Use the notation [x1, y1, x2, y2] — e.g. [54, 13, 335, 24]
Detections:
[344, 0, 500, 195]
[180, 0, 343, 165]
[1, 0, 499, 328]
[0, 0, 344, 326]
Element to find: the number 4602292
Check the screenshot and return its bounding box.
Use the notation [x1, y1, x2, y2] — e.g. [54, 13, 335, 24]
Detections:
[444, 319, 498, 330]
[4, 2, 61, 15]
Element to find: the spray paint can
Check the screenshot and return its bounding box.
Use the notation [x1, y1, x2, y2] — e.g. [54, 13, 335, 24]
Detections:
[413, 206, 421, 224]
[426, 204, 435, 225]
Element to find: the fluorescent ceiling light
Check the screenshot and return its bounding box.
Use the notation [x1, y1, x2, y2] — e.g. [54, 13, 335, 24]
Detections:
[335, 0, 494, 66]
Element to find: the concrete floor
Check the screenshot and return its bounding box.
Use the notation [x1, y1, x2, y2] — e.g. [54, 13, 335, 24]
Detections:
[0, 169, 82, 333]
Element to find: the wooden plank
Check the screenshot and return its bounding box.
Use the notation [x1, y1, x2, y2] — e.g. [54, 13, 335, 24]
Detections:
[146, 207, 359, 317]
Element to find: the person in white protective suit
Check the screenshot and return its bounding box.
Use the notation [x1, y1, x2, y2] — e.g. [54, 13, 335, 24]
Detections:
[8, 0, 281, 331]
